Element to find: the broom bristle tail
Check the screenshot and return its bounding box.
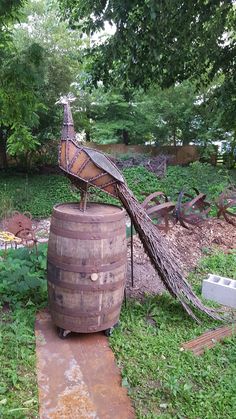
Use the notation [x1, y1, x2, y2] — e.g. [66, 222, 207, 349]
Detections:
[117, 183, 224, 322]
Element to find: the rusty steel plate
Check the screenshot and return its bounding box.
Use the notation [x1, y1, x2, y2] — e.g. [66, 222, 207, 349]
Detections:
[216, 187, 236, 226]
[142, 192, 176, 233]
[35, 309, 135, 419]
[174, 188, 211, 229]
[181, 324, 235, 355]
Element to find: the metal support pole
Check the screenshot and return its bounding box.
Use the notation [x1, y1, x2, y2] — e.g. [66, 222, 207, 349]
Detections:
[130, 221, 134, 287]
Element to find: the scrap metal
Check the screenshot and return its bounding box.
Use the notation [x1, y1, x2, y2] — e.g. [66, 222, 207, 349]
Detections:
[216, 187, 236, 226]
[181, 324, 235, 355]
[174, 188, 211, 229]
[4, 211, 38, 247]
[142, 192, 176, 233]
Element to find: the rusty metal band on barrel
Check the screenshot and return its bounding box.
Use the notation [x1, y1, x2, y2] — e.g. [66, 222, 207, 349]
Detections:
[52, 203, 125, 222]
[47, 253, 127, 273]
[48, 298, 124, 317]
[47, 273, 126, 292]
[50, 224, 125, 240]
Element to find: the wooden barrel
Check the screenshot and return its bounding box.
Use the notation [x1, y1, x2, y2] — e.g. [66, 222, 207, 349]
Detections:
[47, 202, 127, 333]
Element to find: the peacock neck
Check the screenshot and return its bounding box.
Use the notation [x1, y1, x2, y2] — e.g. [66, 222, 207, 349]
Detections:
[61, 103, 76, 141]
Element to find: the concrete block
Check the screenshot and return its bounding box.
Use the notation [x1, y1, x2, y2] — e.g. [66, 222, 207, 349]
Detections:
[202, 274, 236, 308]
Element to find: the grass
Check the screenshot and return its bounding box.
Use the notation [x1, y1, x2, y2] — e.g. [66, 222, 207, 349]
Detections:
[0, 308, 41, 418]
[0, 245, 235, 418]
[0, 245, 47, 418]
[111, 297, 236, 419]
[0, 162, 234, 218]
[110, 251, 236, 418]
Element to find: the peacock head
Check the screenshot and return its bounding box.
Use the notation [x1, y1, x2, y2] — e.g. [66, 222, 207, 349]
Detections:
[55, 93, 76, 106]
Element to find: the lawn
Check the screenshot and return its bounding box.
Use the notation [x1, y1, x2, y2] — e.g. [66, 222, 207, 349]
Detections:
[110, 251, 236, 419]
[0, 245, 47, 418]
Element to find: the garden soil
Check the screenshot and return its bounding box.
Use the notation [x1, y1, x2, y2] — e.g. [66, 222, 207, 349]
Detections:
[126, 218, 236, 299]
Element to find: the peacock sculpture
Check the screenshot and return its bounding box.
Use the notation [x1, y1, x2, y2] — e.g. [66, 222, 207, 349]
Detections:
[57, 95, 222, 323]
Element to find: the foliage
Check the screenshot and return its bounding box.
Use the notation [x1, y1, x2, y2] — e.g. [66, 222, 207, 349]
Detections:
[0, 188, 14, 219]
[0, 244, 47, 417]
[136, 82, 197, 146]
[0, 174, 80, 218]
[109, 251, 236, 418]
[59, 0, 236, 149]
[197, 251, 236, 281]
[13, 0, 84, 147]
[123, 162, 232, 209]
[0, 0, 85, 170]
[0, 307, 40, 417]
[89, 89, 149, 144]
[71, 79, 233, 148]
[0, 162, 233, 218]
[156, 162, 231, 202]
[59, 1, 235, 89]
[70, 81, 152, 145]
[0, 244, 47, 306]
[0, 40, 45, 169]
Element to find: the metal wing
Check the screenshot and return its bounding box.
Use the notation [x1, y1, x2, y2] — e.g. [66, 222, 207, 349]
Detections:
[84, 147, 125, 183]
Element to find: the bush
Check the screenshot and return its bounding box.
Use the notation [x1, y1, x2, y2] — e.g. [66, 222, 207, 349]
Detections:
[0, 244, 47, 307]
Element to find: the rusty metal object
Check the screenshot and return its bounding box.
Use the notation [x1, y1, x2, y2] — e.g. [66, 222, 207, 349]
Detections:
[47, 203, 127, 334]
[129, 192, 175, 287]
[142, 192, 176, 233]
[174, 188, 211, 229]
[35, 309, 135, 419]
[4, 211, 38, 247]
[57, 96, 124, 203]
[216, 187, 236, 226]
[56, 96, 224, 322]
[181, 324, 236, 355]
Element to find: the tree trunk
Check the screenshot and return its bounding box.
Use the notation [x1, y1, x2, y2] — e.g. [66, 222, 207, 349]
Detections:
[0, 129, 8, 170]
[182, 137, 190, 145]
[86, 130, 91, 142]
[173, 129, 177, 147]
[122, 129, 129, 145]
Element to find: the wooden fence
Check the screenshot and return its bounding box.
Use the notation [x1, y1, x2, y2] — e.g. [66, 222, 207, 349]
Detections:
[85, 143, 201, 165]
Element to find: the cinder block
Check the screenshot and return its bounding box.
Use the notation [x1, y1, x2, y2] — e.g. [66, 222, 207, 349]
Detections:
[202, 274, 236, 309]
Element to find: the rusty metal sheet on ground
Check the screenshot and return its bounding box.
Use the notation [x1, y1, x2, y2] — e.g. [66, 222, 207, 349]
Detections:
[181, 324, 235, 355]
[35, 309, 135, 419]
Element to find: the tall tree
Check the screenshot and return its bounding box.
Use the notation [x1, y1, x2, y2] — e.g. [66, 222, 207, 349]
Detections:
[59, 0, 235, 89]
[59, 0, 236, 149]
[0, 0, 31, 169]
[0, 0, 84, 169]
[137, 82, 197, 146]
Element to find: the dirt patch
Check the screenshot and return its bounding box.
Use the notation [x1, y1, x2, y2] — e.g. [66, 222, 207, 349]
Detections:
[126, 218, 236, 299]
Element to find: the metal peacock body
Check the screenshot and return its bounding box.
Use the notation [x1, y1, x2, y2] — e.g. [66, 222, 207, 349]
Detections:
[57, 96, 222, 322]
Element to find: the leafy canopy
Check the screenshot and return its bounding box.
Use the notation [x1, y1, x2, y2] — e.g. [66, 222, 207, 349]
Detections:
[59, 0, 236, 89]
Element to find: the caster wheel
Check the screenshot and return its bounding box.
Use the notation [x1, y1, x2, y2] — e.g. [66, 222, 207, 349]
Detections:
[104, 328, 113, 337]
[58, 327, 70, 339]
[104, 322, 119, 337]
